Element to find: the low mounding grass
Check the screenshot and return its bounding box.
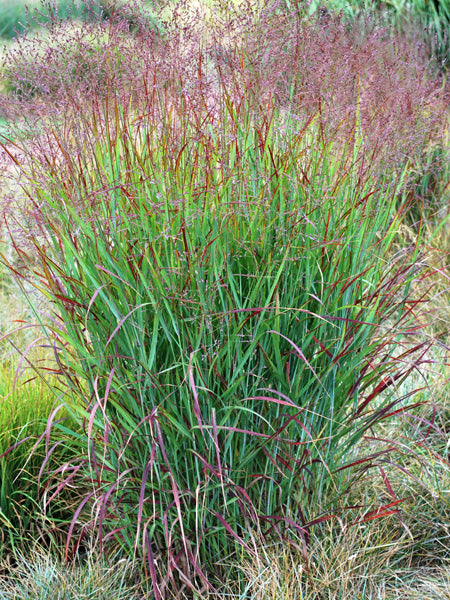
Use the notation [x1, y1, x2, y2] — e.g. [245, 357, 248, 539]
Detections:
[229, 523, 450, 599]
[0, 0, 449, 596]
[0, 545, 141, 599]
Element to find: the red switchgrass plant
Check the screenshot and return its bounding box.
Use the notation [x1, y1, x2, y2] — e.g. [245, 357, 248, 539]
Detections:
[0, 0, 447, 595]
[3, 108, 440, 591]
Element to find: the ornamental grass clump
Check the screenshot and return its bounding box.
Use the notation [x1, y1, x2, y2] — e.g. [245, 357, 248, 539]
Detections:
[0, 0, 447, 595]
